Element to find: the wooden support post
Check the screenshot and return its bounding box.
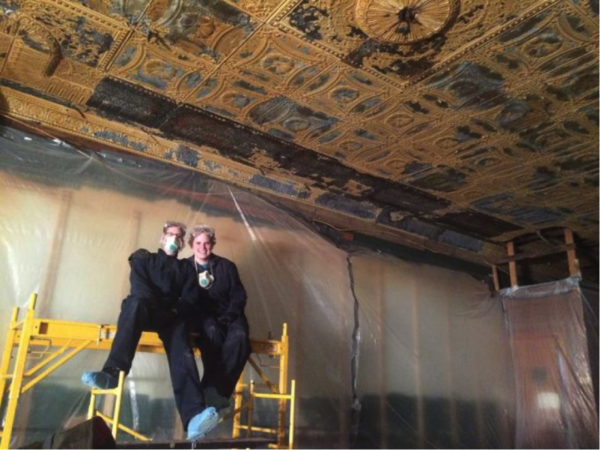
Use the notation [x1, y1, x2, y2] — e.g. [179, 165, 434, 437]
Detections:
[492, 265, 500, 292]
[564, 228, 581, 278]
[507, 242, 518, 288]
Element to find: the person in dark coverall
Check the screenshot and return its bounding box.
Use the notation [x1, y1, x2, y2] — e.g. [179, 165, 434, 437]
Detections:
[187, 225, 251, 412]
[81, 221, 219, 441]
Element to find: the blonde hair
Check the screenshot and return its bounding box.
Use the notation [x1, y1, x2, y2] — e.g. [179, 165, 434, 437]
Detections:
[188, 224, 216, 248]
[162, 220, 187, 237]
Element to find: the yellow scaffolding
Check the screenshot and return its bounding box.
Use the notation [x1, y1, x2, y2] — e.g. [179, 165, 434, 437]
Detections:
[0, 293, 296, 449]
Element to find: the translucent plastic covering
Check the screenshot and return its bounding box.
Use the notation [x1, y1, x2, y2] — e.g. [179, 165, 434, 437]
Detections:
[0, 125, 596, 448]
[500, 279, 599, 449]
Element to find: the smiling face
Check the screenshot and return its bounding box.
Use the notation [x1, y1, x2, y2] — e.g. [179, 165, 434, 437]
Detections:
[192, 232, 214, 264]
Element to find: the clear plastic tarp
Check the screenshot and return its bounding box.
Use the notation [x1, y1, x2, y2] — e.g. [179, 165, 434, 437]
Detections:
[500, 279, 599, 449]
[0, 124, 597, 448]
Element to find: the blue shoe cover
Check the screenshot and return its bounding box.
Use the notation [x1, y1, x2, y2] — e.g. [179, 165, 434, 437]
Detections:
[81, 371, 118, 389]
[186, 407, 219, 442]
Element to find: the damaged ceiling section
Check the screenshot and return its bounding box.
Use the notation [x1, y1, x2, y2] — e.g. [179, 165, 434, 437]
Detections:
[0, 0, 598, 280]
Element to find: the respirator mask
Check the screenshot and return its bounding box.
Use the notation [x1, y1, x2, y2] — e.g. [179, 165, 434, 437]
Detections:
[164, 235, 181, 253]
[198, 270, 214, 289]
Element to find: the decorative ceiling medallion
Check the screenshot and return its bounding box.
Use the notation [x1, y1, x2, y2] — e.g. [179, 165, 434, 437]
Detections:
[355, 0, 460, 45]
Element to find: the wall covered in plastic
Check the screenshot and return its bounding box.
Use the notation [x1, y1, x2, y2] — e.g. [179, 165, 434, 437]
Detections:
[0, 125, 595, 448]
[501, 279, 599, 449]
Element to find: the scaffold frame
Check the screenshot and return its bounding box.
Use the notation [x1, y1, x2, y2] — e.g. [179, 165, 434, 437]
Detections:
[0, 293, 295, 449]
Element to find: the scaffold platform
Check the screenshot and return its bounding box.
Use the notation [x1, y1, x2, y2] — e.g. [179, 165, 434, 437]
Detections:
[117, 436, 276, 449]
[0, 293, 296, 449]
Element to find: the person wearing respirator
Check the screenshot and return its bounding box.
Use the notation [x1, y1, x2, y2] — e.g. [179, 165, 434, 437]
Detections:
[186, 225, 251, 414]
[82, 221, 220, 441]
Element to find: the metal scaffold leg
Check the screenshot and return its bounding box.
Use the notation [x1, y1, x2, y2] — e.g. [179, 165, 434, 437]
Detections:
[0, 293, 296, 449]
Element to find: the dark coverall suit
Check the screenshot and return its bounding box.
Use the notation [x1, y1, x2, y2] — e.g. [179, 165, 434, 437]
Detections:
[188, 254, 251, 399]
[103, 248, 205, 429]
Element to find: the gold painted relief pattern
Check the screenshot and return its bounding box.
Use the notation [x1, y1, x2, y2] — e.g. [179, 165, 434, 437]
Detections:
[0, 86, 357, 221]
[355, 0, 459, 45]
[0, 0, 598, 246]
[19, 0, 124, 67]
[277, 0, 545, 70]
[108, 35, 216, 100]
[292, 63, 392, 118]
[223, 28, 337, 96]
[131, 0, 259, 62]
[187, 66, 271, 120]
[0, 31, 96, 104]
[223, 0, 285, 20]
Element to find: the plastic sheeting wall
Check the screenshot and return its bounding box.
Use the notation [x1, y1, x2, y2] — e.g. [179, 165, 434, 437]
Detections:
[501, 279, 599, 449]
[0, 125, 593, 448]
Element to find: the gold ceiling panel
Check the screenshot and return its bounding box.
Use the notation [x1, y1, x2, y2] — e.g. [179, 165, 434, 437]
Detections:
[140, 0, 260, 62]
[187, 65, 271, 120]
[291, 62, 392, 120]
[276, 0, 548, 86]
[0, 0, 598, 261]
[222, 0, 288, 20]
[16, 0, 125, 68]
[0, 31, 101, 105]
[108, 34, 216, 100]
[221, 28, 337, 96]
[312, 121, 389, 161]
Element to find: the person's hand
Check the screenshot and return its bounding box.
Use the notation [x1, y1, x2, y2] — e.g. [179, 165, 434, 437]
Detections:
[218, 312, 238, 325]
[154, 306, 179, 325]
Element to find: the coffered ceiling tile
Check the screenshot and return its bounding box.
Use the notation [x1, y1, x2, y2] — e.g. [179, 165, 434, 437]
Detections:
[128, 0, 260, 62]
[577, 101, 600, 126]
[547, 143, 599, 180]
[362, 152, 414, 179]
[236, 95, 340, 144]
[400, 164, 472, 194]
[484, 203, 566, 229]
[342, 0, 546, 87]
[499, 0, 597, 50]
[68, 0, 120, 19]
[424, 60, 510, 111]
[494, 5, 597, 100]
[312, 122, 389, 162]
[277, 0, 366, 58]
[359, 93, 454, 142]
[222, 0, 286, 20]
[188, 68, 271, 121]
[108, 36, 215, 99]
[223, 28, 336, 96]
[0, 14, 102, 103]
[12, 1, 127, 70]
[567, 0, 599, 17]
[469, 187, 577, 228]
[541, 58, 599, 106]
[291, 63, 392, 119]
[1, 43, 98, 104]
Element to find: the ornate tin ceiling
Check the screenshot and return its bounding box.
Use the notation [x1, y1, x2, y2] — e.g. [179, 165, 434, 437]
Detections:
[0, 0, 598, 275]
